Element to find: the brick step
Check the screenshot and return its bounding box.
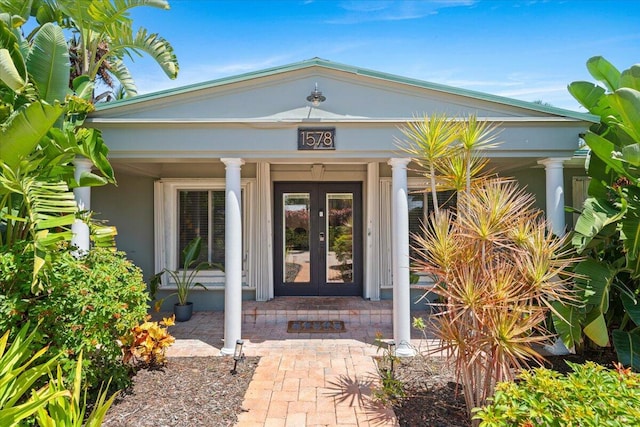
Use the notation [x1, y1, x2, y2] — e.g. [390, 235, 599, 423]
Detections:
[242, 297, 393, 325]
[242, 308, 393, 325]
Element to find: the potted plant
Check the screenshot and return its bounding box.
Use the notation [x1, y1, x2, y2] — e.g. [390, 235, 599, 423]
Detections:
[150, 237, 213, 322]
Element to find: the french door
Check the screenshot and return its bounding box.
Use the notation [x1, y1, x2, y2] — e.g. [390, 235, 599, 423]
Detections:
[274, 182, 362, 296]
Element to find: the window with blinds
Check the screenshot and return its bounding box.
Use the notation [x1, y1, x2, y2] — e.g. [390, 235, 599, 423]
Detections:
[178, 190, 228, 269]
[408, 190, 456, 258]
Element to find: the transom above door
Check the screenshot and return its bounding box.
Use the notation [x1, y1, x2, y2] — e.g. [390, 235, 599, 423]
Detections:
[274, 182, 362, 296]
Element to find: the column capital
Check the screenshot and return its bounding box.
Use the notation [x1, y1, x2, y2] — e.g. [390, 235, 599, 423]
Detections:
[72, 157, 93, 172]
[221, 158, 245, 168]
[388, 157, 411, 168]
[537, 157, 570, 169]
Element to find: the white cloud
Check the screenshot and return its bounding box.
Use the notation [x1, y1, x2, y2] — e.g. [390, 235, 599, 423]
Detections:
[327, 0, 476, 24]
[496, 85, 567, 98]
[439, 79, 523, 88]
[133, 55, 296, 95]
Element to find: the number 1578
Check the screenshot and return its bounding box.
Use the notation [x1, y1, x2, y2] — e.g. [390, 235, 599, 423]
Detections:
[301, 131, 334, 149]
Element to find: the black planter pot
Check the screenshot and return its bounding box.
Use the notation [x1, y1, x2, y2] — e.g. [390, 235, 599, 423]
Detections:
[174, 302, 193, 322]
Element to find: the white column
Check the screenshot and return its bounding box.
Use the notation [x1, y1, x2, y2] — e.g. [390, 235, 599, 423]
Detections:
[221, 158, 244, 355]
[365, 162, 380, 300]
[538, 158, 570, 236]
[254, 162, 273, 301]
[71, 157, 93, 254]
[388, 158, 415, 357]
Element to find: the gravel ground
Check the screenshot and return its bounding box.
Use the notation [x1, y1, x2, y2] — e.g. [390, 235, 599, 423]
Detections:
[103, 357, 259, 427]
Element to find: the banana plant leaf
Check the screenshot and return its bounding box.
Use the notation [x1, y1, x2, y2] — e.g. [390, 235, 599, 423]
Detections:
[584, 132, 631, 179]
[621, 214, 640, 270]
[568, 81, 609, 118]
[0, 47, 25, 90]
[75, 171, 108, 188]
[0, 18, 27, 90]
[586, 56, 621, 92]
[583, 311, 609, 347]
[0, 0, 33, 22]
[572, 197, 625, 252]
[0, 101, 64, 169]
[26, 22, 70, 105]
[108, 57, 137, 96]
[610, 88, 640, 147]
[552, 301, 584, 351]
[621, 292, 640, 327]
[620, 64, 640, 91]
[613, 329, 640, 371]
[574, 258, 616, 313]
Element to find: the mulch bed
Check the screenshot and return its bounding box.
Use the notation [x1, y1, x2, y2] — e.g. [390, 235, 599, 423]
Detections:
[103, 347, 619, 427]
[391, 355, 470, 427]
[103, 356, 259, 427]
[390, 347, 620, 427]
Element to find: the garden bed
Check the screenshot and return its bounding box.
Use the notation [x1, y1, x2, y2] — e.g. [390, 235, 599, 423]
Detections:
[390, 347, 619, 427]
[103, 356, 259, 427]
[103, 348, 619, 427]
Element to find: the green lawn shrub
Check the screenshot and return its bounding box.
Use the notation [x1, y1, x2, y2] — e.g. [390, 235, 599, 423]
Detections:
[474, 361, 640, 426]
[0, 246, 149, 392]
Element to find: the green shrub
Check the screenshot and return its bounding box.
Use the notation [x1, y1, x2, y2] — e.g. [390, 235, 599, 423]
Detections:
[34, 352, 118, 427]
[0, 323, 67, 426]
[0, 247, 149, 392]
[474, 361, 640, 426]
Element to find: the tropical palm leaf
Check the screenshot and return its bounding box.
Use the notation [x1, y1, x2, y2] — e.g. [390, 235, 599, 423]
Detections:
[107, 57, 136, 96]
[0, 100, 64, 169]
[121, 27, 178, 79]
[0, 162, 77, 289]
[57, 0, 100, 33]
[0, 0, 32, 23]
[26, 22, 70, 104]
[0, 18, 27, 91]
[89, 0, 169, 27]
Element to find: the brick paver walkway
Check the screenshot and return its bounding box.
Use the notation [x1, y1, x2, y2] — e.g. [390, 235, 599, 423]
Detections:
[164, 311, 434, 426]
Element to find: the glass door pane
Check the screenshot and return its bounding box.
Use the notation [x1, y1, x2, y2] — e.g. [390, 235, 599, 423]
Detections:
[283, 193, 310, 283]
[326, 193, 353, 283]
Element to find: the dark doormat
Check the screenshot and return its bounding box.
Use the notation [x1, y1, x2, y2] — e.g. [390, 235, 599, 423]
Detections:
[287, 320, 346, 333]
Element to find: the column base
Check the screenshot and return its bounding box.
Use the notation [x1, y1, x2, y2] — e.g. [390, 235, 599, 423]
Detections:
[220, 347, 236, 356]
[395, 342, 416, 357]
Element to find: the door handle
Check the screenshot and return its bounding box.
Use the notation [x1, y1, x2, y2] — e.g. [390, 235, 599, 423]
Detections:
[319, 232, 325, 242]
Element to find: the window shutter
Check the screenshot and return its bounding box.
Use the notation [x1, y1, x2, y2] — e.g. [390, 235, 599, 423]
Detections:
[211, 190, 226, 266]
[178, 190, 209, 267]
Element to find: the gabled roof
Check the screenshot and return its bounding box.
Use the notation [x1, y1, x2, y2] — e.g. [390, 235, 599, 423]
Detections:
[95, 57, 597, 123]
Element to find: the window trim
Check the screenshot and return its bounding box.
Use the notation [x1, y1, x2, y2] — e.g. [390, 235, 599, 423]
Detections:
[406, 178, 456, 288]
[154, 178, 253, 288]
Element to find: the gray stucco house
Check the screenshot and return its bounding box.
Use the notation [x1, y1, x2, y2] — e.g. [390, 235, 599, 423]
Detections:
[79, 58, 594, 354]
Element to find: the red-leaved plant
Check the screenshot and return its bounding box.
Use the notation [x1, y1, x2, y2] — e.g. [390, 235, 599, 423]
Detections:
[400, 114, 578, 424]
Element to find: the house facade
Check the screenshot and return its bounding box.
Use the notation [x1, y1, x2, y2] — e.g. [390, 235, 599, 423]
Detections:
[81, 59, 594, 355]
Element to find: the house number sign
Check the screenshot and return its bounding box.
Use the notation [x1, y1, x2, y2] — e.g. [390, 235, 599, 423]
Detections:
[297, 127, 336, 150]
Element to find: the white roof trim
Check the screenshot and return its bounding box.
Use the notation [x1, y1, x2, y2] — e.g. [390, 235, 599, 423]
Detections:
[86, 116, 587, 126]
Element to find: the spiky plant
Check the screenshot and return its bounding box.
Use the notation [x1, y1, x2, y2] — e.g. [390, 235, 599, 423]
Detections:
[400, 116, 578, 424]
[399, 114, 460, 215]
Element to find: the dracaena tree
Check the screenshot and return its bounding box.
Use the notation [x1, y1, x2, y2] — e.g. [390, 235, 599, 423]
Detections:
[400, 114, 577, 424]
[552, 57, 640, 369]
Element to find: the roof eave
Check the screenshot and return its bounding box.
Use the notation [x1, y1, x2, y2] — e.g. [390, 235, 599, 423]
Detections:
[93, 57, 599, 123]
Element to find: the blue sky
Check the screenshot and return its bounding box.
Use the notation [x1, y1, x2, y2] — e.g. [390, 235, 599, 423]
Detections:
[127, 0, 640, 111]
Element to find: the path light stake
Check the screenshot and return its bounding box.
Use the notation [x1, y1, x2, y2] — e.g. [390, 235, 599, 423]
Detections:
[389, 340, 396, 379]
[231, 339, 245, 375]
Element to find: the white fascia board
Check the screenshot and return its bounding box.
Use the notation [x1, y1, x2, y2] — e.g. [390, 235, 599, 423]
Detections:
[85, 116, 591, 127]
[106, 149, 577, 160]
